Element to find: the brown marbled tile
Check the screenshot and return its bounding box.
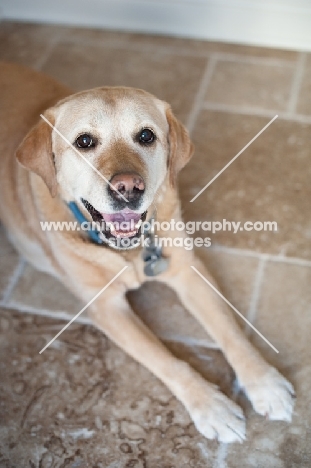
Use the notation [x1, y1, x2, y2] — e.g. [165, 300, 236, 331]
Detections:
[2, 262, 310, 466]
[205, 60, 295, 111]
[0, 21, 66, 67]
[0, 225, 20, 301]
[225, 260, 311, 468]
[180, 111, 311, 259]
[41, 40, 207, 122]
[0, 309, 226, 467]
[296, 52, 311, 116]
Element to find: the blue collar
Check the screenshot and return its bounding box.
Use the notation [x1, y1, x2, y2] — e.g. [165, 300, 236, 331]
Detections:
[67, 201, 104, 245]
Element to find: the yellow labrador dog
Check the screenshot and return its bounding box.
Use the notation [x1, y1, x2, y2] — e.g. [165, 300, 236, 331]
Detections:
[0, 62, 295, 443]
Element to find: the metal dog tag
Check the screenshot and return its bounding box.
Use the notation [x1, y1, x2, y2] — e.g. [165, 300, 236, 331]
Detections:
[142, 245, 162, 262]
[141, 212, 169, 277]
[144, 257, 169, 277]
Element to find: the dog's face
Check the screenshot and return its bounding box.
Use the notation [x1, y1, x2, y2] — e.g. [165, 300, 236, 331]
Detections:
[16, 87, 194, 249]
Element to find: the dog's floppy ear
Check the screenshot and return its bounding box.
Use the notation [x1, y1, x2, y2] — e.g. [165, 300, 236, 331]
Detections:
[16, 111, 57, 197]
[166, 106, 194, 188]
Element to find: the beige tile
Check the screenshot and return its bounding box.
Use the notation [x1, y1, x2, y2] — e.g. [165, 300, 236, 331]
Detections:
[0, 225, 20, 301]
[205, 60, 295, 111]
[0, 21, 66, 66]
[226, 260, 311, 468]
[42, 40, 207, 122]
[251, 261, 311, 367]
[9, 264, 83, 315]
[180, 111, 311, 259]
[0, 309, 222, 466]
[197, 249, 259, 318]
[63, 25, 299, 61]
[296, 53, 311, 116]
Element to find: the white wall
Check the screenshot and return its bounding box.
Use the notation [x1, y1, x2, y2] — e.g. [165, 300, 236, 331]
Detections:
[1, 0, 311, 51]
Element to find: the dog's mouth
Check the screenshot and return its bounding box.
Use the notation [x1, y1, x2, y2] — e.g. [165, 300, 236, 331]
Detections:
[81, 198, 147, 241]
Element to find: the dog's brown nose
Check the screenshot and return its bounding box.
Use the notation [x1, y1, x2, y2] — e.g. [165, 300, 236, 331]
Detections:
[109, 172, 145, 202]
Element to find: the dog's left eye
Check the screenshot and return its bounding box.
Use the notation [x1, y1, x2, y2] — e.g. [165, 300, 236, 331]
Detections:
[75, 134, 95, 149]
[138, 128, 156, 145]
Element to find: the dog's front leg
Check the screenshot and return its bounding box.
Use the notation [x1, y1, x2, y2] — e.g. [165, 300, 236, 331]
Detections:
[89, 286, 246, 443]
[158, 250, 295, 423]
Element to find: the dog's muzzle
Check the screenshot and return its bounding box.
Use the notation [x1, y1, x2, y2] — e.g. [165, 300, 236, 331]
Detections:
[81, 198, 147, 244]
[81, 172, 147, 248]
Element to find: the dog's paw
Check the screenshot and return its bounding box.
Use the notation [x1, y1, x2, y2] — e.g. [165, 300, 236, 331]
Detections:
[189, 390, 246, 443]
[244, 367, 295, 421]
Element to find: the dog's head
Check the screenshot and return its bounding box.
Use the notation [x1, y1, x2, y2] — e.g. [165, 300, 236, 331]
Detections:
[16, 87, 194, 249]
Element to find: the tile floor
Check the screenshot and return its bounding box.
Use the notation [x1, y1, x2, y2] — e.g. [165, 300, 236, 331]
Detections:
[0, 21, 311, 467]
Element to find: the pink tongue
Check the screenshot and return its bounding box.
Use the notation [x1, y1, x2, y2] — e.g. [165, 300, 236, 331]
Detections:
[101, 209, 141, 226]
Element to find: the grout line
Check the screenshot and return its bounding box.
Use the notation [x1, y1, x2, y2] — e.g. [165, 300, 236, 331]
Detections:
[268, 255, 311, 267]
[1, 258, 25, 305]
[203, 101, 311, 124]
[214, 256, 268, 465]
[207, 52, 296, 68]
[0, 301, 92, 325]
[186, 56, 217, 134]
[210, 244, 311, 268]
[286, 52, 307, 115]
[214, 378, 242, 468]
[215, 442, 228, 468]
[211, 244, 265, 258]
[204, 102, 280, 118]
[245, 255, 267, 333]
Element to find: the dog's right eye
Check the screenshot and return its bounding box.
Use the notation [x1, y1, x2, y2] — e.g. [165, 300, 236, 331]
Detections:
[75, 134, 95, 149]
[138, 128, 156, 145]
